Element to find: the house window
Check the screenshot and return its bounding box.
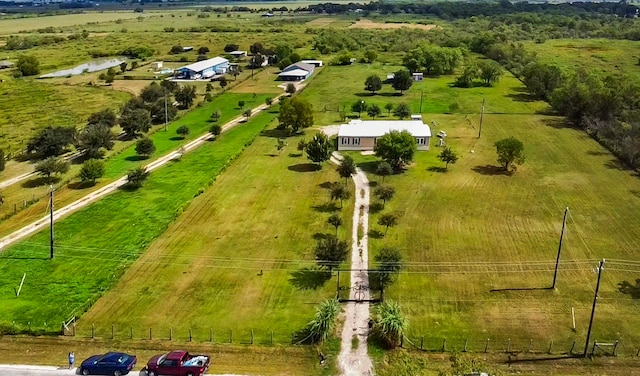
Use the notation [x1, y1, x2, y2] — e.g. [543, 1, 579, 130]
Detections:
[352, 138, 360, 145]
[341, 137, 350, 145]
[416, 137, 425, 145]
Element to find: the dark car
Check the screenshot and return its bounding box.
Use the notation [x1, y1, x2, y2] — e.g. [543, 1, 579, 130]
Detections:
[79, 352, 137, 376]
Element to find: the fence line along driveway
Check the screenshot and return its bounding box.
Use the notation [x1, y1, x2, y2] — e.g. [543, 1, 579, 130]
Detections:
[0, 94, 284, 252]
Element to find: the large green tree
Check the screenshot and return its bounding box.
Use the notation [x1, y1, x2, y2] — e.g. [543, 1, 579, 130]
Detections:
[378, 213, 399, 235]
[305, 133, 332, 165]
[27, 126, 76, 158]
[126, 166, 149, 189]
[79, 158, 105, 184]
[336, 155, 356, 184]
[495, 136, 525, 171]
[140, 82, 165, 103]
[16, 54, 40, 76]
[365, 75, 383, 94]
[392, 69, 413, 94]
[438, 147, 459, 170]
[174, 85, 197, 109]
[35, 157, 69, 180]
[330, 183, 351, 209]
[374, 185, 395, 209]
[477, 60, 503, 86]
[374, 130, 418, 170]
[393, 103, 411, 120]
[374, 246, 403, 289]
[87, 108, 117, 128]
[313, 235, 349, 271]
[278, 97, 314, 134]
[522, 62, 564, 100]
[78, 123, 115, 159]
[120, 108, 151, 137]
[135, 138, 156, 158]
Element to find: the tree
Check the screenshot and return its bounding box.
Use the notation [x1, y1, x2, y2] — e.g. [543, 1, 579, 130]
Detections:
[17, 54, 40, 76]
[209, 124, 222, 137]
[336, 155, 356, 184]
[375, 130, 417, 171]
[243, 108, 252, 119]
[174, 85, 197, 109]
[352, 100, 367, 117]
[265, 97, 273, 106]
[120, 108, 151, 137]
[249, 54, 265, 69]
[307, 299, 340, 343]
[238, 100, 245, 109]
[219, 76, 228, 89]
[78, 123, 115, 159]
[374, 185, 395, 209]
[455, 64, 479, 88]
[198, 46, 210, 54]
[364, 50, 377, 63]
[522, 62, 564, 100]
[383, 103, 394, 118]
[376, 161, 392, 183]
[210, 110, 222, 122]
[224, 43, 239, 53]
[367, 104, 382, 119]
[327, 213, 342, 236]
[87, 108, 117, 128]
[305, 133, 331, 165]
[126, 166, 148, 189]
[176, 125, 190, 139]
[286, 83, 296, 95]
[35, 157, 69, 180]
[148, 98, 177, 125]
[365, 75, 383, 94]
[249, 42, 264, 55]
[393, 103, 411, 120]
[438, 147, 459, 170]
[330, 183, 351, 209]
[313, 235, 349, 271]
[278, 97, 314, 134]
[392, 69, 413, 94]
[119, 61, 127, 73]
[373, 300, 407, 348]
[276, 138, 287, 154]
[140, 82, 164, 103]
[135, 137, 156, 158]
[477, 60, 503, 86]
[27, 126, 76, 158]
[160, 80, 178, 94]
[374, 246, 402, 289]
[378, 213, 399, 235]
[495, 137, 525, 171]
[170, 45, 183, 54]
[79, 158, 105, 184]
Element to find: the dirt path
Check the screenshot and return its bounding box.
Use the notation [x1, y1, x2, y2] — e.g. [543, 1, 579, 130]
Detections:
[0, 95, 284, 252]
[332, 152, 374, 376]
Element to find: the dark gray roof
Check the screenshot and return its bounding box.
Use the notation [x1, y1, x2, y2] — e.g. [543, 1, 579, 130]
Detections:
[283, 62, 314, 73]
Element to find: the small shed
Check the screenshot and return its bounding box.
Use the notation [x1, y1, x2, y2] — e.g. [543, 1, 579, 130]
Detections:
[386, 73, 395, 82]
[182, 46, 194, 52]
[0, 61, 15, 69]
[229, 51, 247, 58]
[151, 62, 163, 70]
[300, 60, 323, 67]
[412, 72, 423, 82]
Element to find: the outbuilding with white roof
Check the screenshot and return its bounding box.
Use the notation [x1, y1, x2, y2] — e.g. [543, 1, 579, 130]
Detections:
[337, 119, 431, 151]
[174, 57, 229, 80]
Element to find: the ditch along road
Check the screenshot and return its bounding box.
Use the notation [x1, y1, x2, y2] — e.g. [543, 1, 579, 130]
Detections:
[0, 364, 245, 376]
[0, 93, 286, 252]
[332, 152, 375, 376]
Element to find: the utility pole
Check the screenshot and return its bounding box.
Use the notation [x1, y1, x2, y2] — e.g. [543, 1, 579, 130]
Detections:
[49, 185, 54, 260]
[164, 92, 169, 132]
[478, 98, 485, 138]
[552, 207, 569, 289]
[419, 90, 423, 113]
[584, 259, 605, 358]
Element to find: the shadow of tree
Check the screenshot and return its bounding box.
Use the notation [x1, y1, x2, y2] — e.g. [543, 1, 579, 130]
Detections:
[125, 155, 147, 162]
[169, 136, 185, 141]
[68, 181, 97, 190]
[319, 181, 337, 190]
[312, 202, 339, 213]
[22, 176, 58, 188]
[471, 165, 512, 176]
[369, 202, 384, 215]
[618, 279, 640, 299]
[312, 232, 332, 241]
[288, 152, 303, 158]
[288, 163, 321, 172]
[368, 181, 378, 188]
[427, 166, 447, 173]
[261, 128, 290, 138]
[289, 267, 332, 290]
[368, 229, 384, 239]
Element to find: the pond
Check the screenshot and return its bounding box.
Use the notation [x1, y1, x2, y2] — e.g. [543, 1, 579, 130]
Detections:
[39, 57, 127, 78]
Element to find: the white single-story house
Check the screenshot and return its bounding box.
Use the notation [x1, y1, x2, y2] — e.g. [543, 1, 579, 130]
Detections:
[337, 119, 431, 151]
[151, 61, 163, 70]
[412, 72, 423, 81]
[229, 50, 247, 58]
[174, 57, 229, 80]
[299, 59, 323, 67]
[278, 62, 315, 81]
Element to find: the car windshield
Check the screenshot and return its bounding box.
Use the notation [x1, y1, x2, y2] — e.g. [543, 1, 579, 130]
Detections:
[99, 353, 129, 364]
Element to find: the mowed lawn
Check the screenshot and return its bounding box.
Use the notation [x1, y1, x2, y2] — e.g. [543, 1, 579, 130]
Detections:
[361, 112, 640, 354]
[299, 63, 548, 126]
[0, 110, 278, 331]
[79, 125, 354, 347]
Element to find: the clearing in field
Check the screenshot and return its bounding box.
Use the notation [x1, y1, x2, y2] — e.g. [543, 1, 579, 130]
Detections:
[349, 19, 439, 30]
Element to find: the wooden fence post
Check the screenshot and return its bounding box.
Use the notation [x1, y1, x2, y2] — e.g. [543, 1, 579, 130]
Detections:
[570, 341, 576, 354]
[271, 330, 274, 345]
[484, 339, 490, 353]
[506, 338, 511, 353]
[210, 328, 213, 343]
[528, 339, 533, 353]
[130, 327, 133, 339]
[189, 328, 192, 342]
[613, 340, 619, 357]
[111, 325, 114, 340]
[548, 340, 553, 354]
[591, 340, 597, 356]
[463, 338, 468, 352]
[91, 324, 95, 339]
[420, 336, 424, 351]
[230, 330, 233, 343]
[442, 337, 447, 352]
[251, 329, 254, 345]
[149, 327, 152, 340]
[170, 327, 172, 341]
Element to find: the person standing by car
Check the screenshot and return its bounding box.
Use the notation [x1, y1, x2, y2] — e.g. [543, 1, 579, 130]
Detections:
[68, 352, 75, 369]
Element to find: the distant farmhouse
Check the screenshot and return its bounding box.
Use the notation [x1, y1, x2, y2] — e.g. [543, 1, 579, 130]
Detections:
[174, 57, 229, 80]
[277, 61, 319, 81]
[337, 118, 431, 151]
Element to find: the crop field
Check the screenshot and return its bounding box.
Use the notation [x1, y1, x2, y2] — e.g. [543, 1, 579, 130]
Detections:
[523, 39, 640, 76]
[299, 63, 549, 126]
[0, 12, 165, 34]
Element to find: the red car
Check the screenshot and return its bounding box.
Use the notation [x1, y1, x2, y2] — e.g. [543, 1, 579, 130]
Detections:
[144, 350, 210, 376]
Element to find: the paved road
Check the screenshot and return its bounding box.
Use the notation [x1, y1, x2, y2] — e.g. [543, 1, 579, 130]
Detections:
[0, 365, 244, 376]
[0, 95, 283, 252]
